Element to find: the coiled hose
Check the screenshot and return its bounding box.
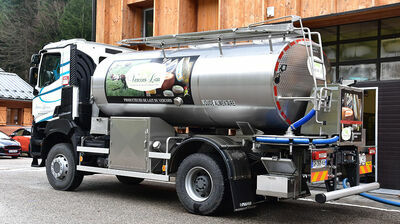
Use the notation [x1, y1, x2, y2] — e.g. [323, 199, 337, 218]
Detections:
[343, 178, 400, 207]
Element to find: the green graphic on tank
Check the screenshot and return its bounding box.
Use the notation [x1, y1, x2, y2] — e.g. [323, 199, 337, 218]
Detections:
[105, 56, 198, 104]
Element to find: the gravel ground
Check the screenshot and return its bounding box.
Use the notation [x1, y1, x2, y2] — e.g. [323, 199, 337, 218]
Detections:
[1, 157, 399, 224]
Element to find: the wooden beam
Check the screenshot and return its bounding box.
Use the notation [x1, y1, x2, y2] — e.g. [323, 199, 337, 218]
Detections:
[127, 0, 154, 8]
[197, 0, 219, 31]
[96, 0, 110, 43]
[122, 1, 144, 39]
[154, 0, 180, 36]
[178, 0, 197, 33]
[303, 4, 400, 28]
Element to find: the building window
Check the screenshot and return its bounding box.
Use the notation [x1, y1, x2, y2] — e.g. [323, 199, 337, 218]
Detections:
[143, 8, 153, 37]
[6, 108, 21, 125]
[316, 17, 400, 82]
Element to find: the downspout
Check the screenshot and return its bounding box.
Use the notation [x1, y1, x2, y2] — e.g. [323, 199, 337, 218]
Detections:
[92, 0, 97, 41]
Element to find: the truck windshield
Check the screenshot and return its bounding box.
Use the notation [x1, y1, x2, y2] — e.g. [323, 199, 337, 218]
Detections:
[39, 53, 61, 88]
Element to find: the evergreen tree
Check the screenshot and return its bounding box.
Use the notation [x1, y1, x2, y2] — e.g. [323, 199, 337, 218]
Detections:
[0, 0, 92, 80]
[59, 0, 92, 41]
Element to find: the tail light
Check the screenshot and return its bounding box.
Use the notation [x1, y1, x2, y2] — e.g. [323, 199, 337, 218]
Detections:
[368, 147, 376, 155]
[312, 151, 327, 160]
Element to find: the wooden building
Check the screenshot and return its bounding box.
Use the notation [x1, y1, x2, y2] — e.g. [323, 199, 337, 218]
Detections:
[0, 69, 33, 134]
[96, 0, 400, 189]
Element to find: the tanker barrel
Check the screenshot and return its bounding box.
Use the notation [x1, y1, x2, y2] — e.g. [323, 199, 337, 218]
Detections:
[92, 38, 324, 132]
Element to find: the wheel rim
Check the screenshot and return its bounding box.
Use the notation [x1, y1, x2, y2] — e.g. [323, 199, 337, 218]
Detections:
[185, 166, 213, 202]
[50, 154, 69, 180]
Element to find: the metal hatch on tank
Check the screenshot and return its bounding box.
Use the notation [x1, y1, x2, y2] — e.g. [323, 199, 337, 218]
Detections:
[92, 37, 325, 133]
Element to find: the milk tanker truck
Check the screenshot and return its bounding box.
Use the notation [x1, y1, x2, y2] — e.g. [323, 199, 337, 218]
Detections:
[28, 16, 379, 215]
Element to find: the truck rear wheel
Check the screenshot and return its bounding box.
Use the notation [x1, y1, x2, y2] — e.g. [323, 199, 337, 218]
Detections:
[176, 153, 229, 215]
[116, 175, 144, 185]
[46, 143, 83, 191]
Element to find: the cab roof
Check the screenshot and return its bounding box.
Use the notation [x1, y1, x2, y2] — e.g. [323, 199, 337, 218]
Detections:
[43, 39, 133, 53]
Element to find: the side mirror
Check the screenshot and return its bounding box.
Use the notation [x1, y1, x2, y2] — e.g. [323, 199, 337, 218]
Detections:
[29, 67, 38, 86]
[33, 88, 39, 96]
[31, 54, 40, 65]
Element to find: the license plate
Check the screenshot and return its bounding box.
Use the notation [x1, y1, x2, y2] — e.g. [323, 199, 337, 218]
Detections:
[359, 154, 366, 165]
[8, 150, 18, 153]
[312, 159, 327, 169]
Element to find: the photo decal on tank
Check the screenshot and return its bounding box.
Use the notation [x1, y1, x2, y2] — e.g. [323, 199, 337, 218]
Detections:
[105, 56, 199, 104]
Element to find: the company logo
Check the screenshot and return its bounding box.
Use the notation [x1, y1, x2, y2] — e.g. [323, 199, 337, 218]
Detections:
[239, 201, 252, 207]
[125, 63, 166, 91]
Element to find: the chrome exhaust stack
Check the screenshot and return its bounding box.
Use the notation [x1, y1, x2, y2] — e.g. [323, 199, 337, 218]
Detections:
[315, 182, 380, 203]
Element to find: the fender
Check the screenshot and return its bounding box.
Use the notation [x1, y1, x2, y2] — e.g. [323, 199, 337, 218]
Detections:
[170, 135, 255, 211]
[40, 119, 83, 159]
[44, 118, 77, 137]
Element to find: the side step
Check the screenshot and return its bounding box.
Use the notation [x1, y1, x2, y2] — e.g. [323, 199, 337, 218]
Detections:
[77, 146, 109, 154]
[76, 165, 170, 182]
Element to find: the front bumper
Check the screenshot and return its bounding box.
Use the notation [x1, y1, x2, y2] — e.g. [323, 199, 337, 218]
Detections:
[0, 148, 21, 156]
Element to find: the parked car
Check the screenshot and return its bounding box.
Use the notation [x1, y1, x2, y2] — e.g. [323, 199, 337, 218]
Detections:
[0, 131, 21, 158]
[10, 127, 31, 156]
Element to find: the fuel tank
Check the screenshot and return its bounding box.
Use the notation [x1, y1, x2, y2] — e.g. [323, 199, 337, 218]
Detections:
[92, 39, 321, 132]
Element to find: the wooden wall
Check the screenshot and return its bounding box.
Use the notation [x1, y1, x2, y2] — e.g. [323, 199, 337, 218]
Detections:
[96, 0, 400, 45]
[0, 100, 32, 126]
[0, 107, 6, 126]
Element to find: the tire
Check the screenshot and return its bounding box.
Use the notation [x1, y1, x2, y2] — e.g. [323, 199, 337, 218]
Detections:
[116, 175, 144, 185]
[11, 156, 18, 159]
[46, 143, 83, 191]
[176, 153, 230, 215]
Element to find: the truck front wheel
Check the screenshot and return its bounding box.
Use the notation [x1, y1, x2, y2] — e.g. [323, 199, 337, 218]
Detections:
[46, 143, 83, 191]
[176, 153, 229, 215]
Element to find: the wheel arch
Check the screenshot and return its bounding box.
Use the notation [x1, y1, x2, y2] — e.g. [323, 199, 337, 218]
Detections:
[170, 136, 256, 211]
[41, 132, 73, 160]
[170, 137, 233, 177]
[41, 119, 82, 160]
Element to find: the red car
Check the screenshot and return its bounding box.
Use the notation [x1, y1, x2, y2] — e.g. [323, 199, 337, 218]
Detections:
[10, 128, 31, 156]
[0, 131, 21, 158]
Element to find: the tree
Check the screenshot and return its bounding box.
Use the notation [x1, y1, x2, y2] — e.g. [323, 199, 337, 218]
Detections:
[0, 0, 37, 79]
[0, 0, 92, 80]
[59, 0, 92, 41]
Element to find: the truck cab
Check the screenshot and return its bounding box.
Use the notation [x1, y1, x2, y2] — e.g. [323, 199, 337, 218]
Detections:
[30, 39, 132, 124]
[29, 39, 132, 159]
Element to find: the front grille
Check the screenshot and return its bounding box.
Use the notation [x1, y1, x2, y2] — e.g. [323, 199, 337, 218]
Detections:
[5, 145, 21, 150]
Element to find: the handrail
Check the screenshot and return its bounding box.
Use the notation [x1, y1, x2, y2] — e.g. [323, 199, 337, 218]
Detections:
[118, 15, 303, 48]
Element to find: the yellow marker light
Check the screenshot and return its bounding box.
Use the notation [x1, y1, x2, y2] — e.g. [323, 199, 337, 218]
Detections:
[79, 155, 83, 162]
[162, 165, 166, 172]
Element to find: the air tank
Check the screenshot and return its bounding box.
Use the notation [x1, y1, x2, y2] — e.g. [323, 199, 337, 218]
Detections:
[92, 38, 322, 132]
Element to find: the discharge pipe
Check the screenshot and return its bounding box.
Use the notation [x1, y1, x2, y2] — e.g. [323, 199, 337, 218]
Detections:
[342, 178, 400, 207]
[315, 180, 380, 203]
[289, 109, 316, 131]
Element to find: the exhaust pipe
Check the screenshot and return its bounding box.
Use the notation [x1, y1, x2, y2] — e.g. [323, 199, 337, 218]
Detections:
[315, 182, 380, 203]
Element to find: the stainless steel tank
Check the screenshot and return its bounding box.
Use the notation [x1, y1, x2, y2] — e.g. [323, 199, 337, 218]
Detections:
[92, 38, 320, 132]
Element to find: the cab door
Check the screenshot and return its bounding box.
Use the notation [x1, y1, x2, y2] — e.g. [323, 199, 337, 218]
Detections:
[32, 47, 71, 123]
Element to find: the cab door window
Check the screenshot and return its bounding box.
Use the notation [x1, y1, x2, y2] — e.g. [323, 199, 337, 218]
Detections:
[39, 53, 61, 88]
